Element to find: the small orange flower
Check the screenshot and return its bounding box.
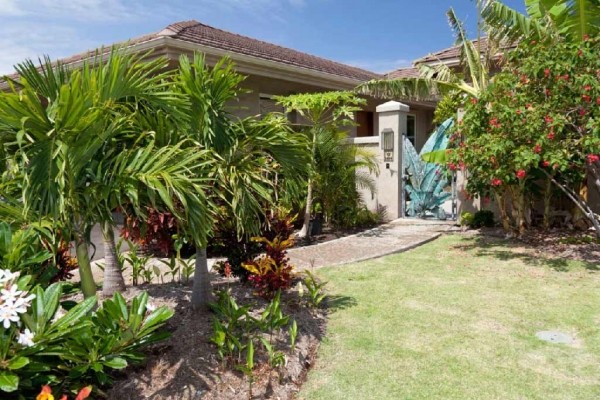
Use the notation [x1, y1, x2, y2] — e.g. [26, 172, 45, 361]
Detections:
[36, 386, 54, 400]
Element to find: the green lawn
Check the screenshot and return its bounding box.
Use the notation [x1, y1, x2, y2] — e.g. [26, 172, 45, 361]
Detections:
[300, 235, 600, 400]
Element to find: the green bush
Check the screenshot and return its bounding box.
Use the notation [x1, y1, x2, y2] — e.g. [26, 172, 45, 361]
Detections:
[473, 210, 495, 228]
[461, 210, 495, 229]
[460, 212, 475, 227]
[0, 271, 173, 398]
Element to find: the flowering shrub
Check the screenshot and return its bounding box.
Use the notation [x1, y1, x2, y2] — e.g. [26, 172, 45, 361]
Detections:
[212, 208, 297, 280]
[0, 268, 173, 398]
[36, 384, 91, 400]
[450, 35, 600, 234]
[242, 235, 295, 299]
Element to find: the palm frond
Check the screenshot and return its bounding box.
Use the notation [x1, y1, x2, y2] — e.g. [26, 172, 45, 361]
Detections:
[447, 7, 488, 93]
[482, 0, 549, 43]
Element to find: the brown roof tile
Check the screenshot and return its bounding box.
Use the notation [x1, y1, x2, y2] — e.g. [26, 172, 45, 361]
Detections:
[385, 66, 421, 79]
[415, 37, 513, 64]
[2, 20, 380, 85]
[163, 20, 381, 81]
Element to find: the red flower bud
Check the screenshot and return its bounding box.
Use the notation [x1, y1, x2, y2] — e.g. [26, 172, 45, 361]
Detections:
[584, 85, 592, 91]
[534, 144, 542, 153]
[542, 160, 550, 167]
[516, 169, 526, 179]
[582, 94, 591, 102]
[491, 178, 503, 187]
[544, 68, 551, 77]
[470, 98, 477, 105]
[547, 131, 555, 140]
[544, 115, 553, 124]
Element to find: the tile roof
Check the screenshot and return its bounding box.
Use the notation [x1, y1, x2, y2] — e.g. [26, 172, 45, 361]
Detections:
[161, 20, 381, 81]
[415, 37, 514, 64]
[2, 20, 381, 85]
[385, 66, 421, 79]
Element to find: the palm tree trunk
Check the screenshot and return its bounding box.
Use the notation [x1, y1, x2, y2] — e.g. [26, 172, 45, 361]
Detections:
[298, 178, 314, 238]
[101, 221, 125, 297]
[75, 236, 97, 299]
[191, 247, 212, 310]
[298, 128, 318, 239]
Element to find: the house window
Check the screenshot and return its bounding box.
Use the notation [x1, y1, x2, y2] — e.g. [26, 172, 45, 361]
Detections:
[259, 94, 300, 125]
[259, 94, 284, 117]
[355, 111, 374, 137]
[406, 114, 416, 146]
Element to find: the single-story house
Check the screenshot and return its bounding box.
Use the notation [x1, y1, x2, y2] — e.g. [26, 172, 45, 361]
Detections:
[8, 20, 593, 221]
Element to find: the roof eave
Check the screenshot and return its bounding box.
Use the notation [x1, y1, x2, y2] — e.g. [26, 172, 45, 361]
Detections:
[162, 37, 367, 90]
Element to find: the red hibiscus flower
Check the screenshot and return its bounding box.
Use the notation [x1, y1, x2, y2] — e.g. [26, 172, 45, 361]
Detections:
[587, 154, 600, 164]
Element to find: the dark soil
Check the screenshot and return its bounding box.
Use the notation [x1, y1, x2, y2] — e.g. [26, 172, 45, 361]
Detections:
[463, 227, 600, 265]
[107, 277, 327, 400]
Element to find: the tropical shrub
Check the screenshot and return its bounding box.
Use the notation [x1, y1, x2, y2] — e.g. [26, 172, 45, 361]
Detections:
[212, 209, 297, 280]
[276, 91, 373, 239]
[122, 208, 182, 257]
[210, 290, 294, 370]
[242, 236, 295, 300]
[450, 34, 600, 235]
[0, 269, 173, 398]
[0, 223, 77, 287]
[299, 271, 328, 309]
[460, 210, 495, 229]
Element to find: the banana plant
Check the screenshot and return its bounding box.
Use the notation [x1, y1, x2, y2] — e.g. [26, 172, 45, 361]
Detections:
[403, 118, 454, 219]
[482, 0, 600, 43]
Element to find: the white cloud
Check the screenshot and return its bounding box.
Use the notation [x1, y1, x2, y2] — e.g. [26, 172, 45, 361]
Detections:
[0, 0, 25, 15]
[0, 0, 151, 22]
[0, 0, 151, 75]
[344, 58, 412, 74]
[0, 25, 94, 75]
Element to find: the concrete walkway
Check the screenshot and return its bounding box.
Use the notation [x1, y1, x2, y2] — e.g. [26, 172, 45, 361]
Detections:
[288, 218, 457, 269]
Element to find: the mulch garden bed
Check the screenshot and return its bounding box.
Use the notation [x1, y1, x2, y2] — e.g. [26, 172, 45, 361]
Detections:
[462, 227, 600, 265]
[106, 277, 327, 400]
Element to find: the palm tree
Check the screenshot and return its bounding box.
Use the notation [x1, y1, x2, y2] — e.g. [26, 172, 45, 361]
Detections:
[358, 7, 495, 102]
[173, 54, 309, 309]
[0, 52, 214, 299]
[482, 0, 600, 43]
[276, 91, 366, 239]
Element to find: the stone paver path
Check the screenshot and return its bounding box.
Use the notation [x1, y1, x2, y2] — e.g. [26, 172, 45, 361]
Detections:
[288, 218, 456, 269]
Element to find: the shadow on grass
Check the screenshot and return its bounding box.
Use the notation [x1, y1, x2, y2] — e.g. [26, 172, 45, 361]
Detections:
[452, 234, 599, 272]
[326, 295, 358, 312]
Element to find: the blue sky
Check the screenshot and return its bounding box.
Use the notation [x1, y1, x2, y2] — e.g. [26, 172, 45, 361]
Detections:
[0, 0, 526, 75]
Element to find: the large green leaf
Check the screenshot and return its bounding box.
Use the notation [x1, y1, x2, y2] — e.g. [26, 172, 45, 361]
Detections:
[0, 371, 19, 392]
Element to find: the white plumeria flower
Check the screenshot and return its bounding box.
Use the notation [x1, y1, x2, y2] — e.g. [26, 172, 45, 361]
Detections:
[146, 303, 157, 312]
[3, 297, 29, 314]
[0, 306, 19, 329]
[1, 285, 24, 303]
[0, 269, 19, 285]
[17, 328, 35, 347]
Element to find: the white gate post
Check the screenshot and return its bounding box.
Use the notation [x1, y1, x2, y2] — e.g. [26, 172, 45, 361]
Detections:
[376, 101, 409, 220]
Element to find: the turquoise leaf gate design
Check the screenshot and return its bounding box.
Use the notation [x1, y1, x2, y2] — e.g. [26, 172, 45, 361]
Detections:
[403, 117, 454, 219]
